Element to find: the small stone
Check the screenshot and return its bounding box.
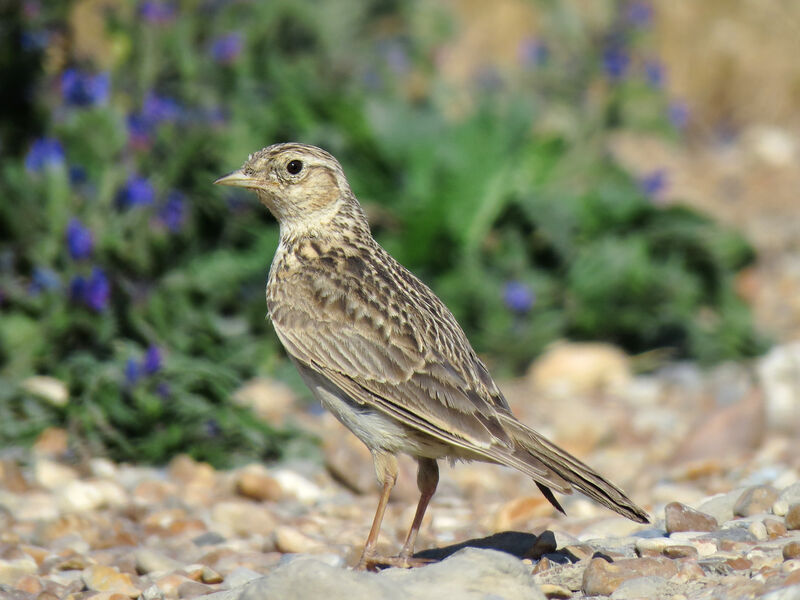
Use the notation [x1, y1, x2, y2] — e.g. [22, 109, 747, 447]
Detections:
[32, 428, 69, 457]
[234, 464, 283, 502]
[154, 573, 191, 597]
[532, 557, 552, 575]
[0, 460, 29, 493]
[786, 505, 800, 530]
[271, 469, 323, 505]
[581, 557, 679, 596]
[762, 584, 800, 600]
[15, 574, 42, 594]
[784, 542, 800, 561]
[562, 544, 594, 562]
[34, 459, 78, 490]
[725, 557, 753, 571]
[734, 486, 779, 518]
[273, 526, 327, 554]
[665, 502, 718, 533]
[749, 521, 769, 541]
[0, 556, 38, 586]
[539, 583, 571, 599]
[526, 531, 557, 560]
[21, 376, 68, 406]
[765, 518, 788, 539]
[200, 566, 223, 584]
[210, 501, 275, 537]
[134, 549, 182, 575]
[776, 483, 800, 512]
[663, 545, 698, 559]
[528, 342, 632, 396]
[57, 480, 127, 512]
[81, 565, 141, 598]
[676, 561, 705, 582]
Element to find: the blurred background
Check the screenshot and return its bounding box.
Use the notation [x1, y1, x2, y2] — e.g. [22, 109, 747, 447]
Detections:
[0, 0, 798, 468]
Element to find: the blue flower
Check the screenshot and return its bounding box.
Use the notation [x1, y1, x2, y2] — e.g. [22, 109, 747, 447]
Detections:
[668, 101, 689, 130]
[519, 38, 549, 68]
[66, 218, 93, 260]
[143, 345, 162, 375]
[644, 60, 664, 88]
[159, 192, 185, 232]
[640, 169, 667, 197]
[85, 267, 110, 312]
[125, 359, 141, 385]
[625, 1, 653, 28]
[142, 92, 181, 124]
[69, 165, 87, 185]
[116, 175, 155, 209]
[139, 1, 176, 24]
[25, 138, 64, 172]
[60, 69, 110, 107]
[69, 275, 86, 303]
[127, 114, 153, 149]
[602, 45, 629, 80]
[29, 267, 61, 296]
[211, 33, 243, 64]
[503, 281, 535, 314]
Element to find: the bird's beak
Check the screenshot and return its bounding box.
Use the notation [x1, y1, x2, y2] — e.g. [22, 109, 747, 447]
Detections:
[213, 169, 258, 189]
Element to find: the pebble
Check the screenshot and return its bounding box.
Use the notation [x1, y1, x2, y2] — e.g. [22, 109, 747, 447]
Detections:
[750, 520, 770, 541]
[734, 485, 779, 517]
[766, 518, 789, 539]
[698, 490, 744, 524]
[0, 556, 38, 586]
[786, 505, 800, 530]
[581, 557, 679, 596]
[273, 526, 327, 554]
[665, 501, 718, 533]
[271, 469, 324, 504]
[234, 464, 283, 502]
[210, 501, 276, 537]
[81, 565, 141, 598]
[784, 542, 800, 561]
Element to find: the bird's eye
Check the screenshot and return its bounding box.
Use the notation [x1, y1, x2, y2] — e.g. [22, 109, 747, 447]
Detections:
[286, 160, 303, 175]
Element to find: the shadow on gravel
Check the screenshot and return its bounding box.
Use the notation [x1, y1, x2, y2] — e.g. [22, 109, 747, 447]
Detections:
[412, 530, 576, 563]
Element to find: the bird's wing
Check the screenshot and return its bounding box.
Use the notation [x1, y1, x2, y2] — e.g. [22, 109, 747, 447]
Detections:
[269, 249, 572, 491]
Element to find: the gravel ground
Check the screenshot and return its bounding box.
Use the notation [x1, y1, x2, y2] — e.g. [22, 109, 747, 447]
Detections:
[2, 341, 800, 599]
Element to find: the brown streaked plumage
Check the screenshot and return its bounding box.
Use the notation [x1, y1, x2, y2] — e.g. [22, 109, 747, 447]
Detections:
[215, 142, 649, 569]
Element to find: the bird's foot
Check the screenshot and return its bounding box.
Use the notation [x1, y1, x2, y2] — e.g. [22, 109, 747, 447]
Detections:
[354, 553, 436, 571]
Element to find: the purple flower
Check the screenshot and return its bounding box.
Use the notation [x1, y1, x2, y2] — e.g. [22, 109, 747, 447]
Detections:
[210, 32, 243, 64]
[644, 59, 664, 88]
[668, 101, 689, 130]
[625, 1, 653, 28]
[125, 359, 141, 385]
[640, 169, 667, 198]
[69, 275, 86, 303]
[503, 281, 535, 314]
[60, 69, 110, 107]
[602, 45, 629, 80]
[127, 114, 153, 149]
[69, 165, 87, 184]
[143, 345, 162, 375]
[29, 267, 60, 296]
[85, 267, 110, 312]
[142, 93, 181, 124]
[116, 175, 155, 209]
[25, 138, 64, 172]
[65, 218, 93, 260]
[139, 1, 176, 24]
[159, 192, 186, 232]
[519, 38, 549, 68]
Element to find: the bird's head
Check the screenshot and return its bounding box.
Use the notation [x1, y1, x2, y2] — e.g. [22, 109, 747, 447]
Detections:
[215, 143, 366, 238]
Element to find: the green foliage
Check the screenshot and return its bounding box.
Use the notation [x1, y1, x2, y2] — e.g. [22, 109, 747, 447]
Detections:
[0, 0, 767, 463]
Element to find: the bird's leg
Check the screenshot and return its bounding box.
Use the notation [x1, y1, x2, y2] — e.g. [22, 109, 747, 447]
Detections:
[399, 457, 439, 559]
[355, 452, 398, 570]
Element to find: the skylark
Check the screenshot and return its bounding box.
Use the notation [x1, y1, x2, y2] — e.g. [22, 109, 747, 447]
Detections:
[215, 143, 649, 569]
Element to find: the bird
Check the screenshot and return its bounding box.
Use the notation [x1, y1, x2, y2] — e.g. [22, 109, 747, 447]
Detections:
[215, 142, 649, 569]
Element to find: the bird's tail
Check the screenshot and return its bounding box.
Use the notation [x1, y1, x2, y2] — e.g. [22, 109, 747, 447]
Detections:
[498, 414, 650, 524]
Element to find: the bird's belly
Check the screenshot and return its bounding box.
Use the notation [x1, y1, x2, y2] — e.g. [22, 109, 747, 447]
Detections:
[294, 361, 449, 459]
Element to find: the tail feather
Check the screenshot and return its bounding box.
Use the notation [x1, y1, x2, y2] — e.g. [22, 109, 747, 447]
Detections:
[498, 415, 650, 524]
